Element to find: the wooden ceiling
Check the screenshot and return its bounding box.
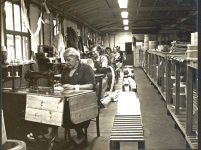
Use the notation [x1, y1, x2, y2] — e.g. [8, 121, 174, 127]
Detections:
[34, 0, 197, 33]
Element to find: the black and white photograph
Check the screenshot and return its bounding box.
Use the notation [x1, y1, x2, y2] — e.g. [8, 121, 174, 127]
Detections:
[1, 0, 200, 149]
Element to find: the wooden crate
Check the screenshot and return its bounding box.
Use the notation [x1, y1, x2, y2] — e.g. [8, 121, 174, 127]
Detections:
[25, 94, 64, 126]
[68, 92, 98, 124]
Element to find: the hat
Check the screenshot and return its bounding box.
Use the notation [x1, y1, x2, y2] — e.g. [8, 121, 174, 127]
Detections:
[63, 47, 80, 59]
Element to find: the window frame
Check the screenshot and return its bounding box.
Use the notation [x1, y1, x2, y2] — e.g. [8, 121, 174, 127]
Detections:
[5, 0, 31, 62]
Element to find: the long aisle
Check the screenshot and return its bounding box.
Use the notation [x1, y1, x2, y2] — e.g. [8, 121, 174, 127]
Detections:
[31, 67, 187, 150]
[135, 68, 186, 149]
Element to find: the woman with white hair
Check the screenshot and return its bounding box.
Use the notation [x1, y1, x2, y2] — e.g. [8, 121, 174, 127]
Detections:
[60, 47, 95, 90]
[60, 47, 95, 145]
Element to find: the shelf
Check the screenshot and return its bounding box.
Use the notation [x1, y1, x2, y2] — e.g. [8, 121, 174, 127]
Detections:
[147, 50, 168, 58]
[142, 67, 166, 101]
[140, 48, 198, 149]
[7, 76, 21, 78]
[2, 61, 36, 68]
[187, 61, 198, 69]
[167, 105, 198, 149]
[193, 90, 198, 112]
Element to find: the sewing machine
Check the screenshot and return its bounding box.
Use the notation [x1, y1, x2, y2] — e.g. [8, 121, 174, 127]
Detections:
[24, 70, 54, 89]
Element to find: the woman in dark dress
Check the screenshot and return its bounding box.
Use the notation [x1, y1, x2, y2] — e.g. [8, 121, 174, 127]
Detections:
[59, 47, 95, 145]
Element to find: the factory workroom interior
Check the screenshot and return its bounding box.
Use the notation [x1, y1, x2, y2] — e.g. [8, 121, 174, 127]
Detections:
[1, 0, 200, 150]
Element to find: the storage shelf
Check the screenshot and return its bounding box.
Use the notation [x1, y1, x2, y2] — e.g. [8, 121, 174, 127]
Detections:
[139, 49, 198, 150]
[143, 68, 166, 101]
[167, 105, 198, 149]
[187, 61, 198, 69]
[193, 90, 198, 112]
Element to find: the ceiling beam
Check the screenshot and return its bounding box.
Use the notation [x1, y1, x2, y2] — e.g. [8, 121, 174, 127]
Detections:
[150, 0, 158, 14]
[80, 6, 196, 12]
[31, 0, 100, 33]
[65, 6, 196, 18]
[136, 0, 142, 16]
[96, 23, 121, 30]
[166, 11, 197, 28]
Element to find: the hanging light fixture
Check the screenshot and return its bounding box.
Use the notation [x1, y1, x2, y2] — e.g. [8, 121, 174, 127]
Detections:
[121, 11, 128, 18]
[124, 26, 129, 30]
[123, 19, 129, 25]
[118, 0, 128, 8]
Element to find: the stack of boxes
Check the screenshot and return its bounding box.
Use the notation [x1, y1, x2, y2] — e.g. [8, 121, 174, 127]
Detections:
[187, 32, 198, 61]
[149, 41, 158, 50]
[144, 34, 149, 51]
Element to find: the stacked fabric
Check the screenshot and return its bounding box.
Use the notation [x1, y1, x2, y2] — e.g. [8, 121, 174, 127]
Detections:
[157, 45, 170, 52]
[169, 41, 189, 53]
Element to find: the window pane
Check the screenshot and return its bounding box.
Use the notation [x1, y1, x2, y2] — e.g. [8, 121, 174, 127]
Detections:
[53, 20, 57, 36]
[14, 4, 21, 31]
[22, 20, 28, 32]
[15, 35, 22, 60]
[5, 2, 13, 30]
[22, 36, 29, 60]
[21, 9, 28, 32]
[7, 34, 14, 63]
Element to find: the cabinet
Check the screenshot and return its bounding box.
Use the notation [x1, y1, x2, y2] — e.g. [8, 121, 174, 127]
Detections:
[139, 49, 198, 149]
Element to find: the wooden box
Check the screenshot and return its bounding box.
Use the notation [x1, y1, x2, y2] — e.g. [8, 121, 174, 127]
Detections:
[25, 94, 64, 126]
[68, 91, 98, 124]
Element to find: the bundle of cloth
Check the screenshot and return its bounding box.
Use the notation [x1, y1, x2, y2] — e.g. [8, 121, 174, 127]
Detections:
[169, 41, 189, 53]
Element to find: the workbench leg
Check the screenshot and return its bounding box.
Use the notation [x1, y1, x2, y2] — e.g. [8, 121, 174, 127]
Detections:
[84, 127, 88, 144]
[48, 126, 58, 150]
[96, 115, 100, 136]
[64, 129, 67, 140]
[185, 141, 191, 149]
[64, 128, 70, 141]
[110, 141, 120, 150]
[138, 141, 145, 150]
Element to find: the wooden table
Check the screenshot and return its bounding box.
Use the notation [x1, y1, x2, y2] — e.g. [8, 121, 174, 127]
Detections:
[2, 88, 98, 149]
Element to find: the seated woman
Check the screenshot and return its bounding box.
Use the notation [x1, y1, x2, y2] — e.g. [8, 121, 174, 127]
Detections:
[111, 46, 122, 80]
[88, 46, 115, 102]
[58, 47, 95, 144]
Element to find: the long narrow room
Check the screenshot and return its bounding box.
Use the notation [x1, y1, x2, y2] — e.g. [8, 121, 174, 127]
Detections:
[1, 0, 200, 150]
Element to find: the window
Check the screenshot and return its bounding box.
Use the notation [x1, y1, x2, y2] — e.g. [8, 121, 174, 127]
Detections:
[5, 1, 30, 62]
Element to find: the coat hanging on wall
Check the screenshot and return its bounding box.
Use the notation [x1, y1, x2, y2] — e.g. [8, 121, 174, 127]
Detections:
[78, 36, 84, 57]
[66, 27, 78, 49]
[53, 33, 65, 59]
[132, 36, 136, 47]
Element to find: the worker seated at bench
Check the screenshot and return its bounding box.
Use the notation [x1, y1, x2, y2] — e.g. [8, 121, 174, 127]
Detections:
[57, 47, 95, 145]
[111, 46, 123, 81]
[87, 46, 113, 99]
[27, 47, 95, 145]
